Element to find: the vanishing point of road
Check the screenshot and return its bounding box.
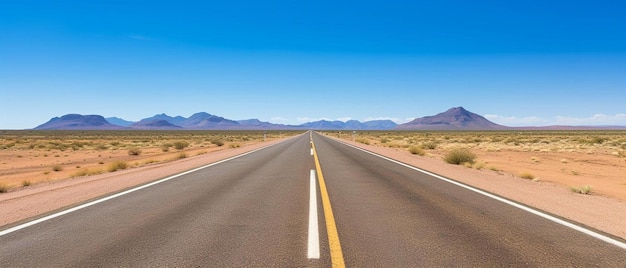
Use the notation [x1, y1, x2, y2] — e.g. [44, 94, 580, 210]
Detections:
[1, 131, 625, 266]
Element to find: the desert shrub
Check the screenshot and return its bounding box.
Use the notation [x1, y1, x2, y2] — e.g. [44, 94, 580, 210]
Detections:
[22, 180, 31, 187]
[408, 145, 425, 156]
[211, 140, 224, 147]
[177, 152, 187, 159]
[229, 143, 241, 148]
[161, 144, 171, 152]
[570, 185, 592, 194]
[173, 141, 189, 150]
[590, 137, 607, 144]
[443, 148, 476, 165]
[380, 137, 390, 144]
[0, 184, 8, 193]
[519, 172, 535, 180]
[52, 165, 63, 172]
[422, 142, 438, 150]
[108, 161, 128, 172]
[73, 168, 104, 177]
[127, 148, 142, 156]
[472, 162, 485, 170]
[355, 137, 370, 145]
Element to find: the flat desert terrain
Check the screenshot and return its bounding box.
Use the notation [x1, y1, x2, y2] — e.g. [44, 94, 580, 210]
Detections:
[332, 130, 626, 200]
[0, 130, 296, 192]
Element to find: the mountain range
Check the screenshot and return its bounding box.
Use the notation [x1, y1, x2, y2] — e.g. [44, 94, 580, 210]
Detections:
[33, 107, 626, 131]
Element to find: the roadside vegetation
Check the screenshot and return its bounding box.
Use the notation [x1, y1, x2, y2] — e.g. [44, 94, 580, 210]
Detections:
[329, 130, 626, 198]
[0, 130, 302, 192]
[570, 185, 593, 195]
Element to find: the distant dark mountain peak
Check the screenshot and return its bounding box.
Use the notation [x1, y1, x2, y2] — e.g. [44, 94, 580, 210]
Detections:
[149, 113, 186, 125]
[395, 107, 507, 130]
[35, 114, 127, 130]
[131, 119, 182, 129]
[179, 112, 241, 129]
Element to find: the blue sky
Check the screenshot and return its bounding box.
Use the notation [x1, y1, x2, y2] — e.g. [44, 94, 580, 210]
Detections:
[2, 0, 625, 129]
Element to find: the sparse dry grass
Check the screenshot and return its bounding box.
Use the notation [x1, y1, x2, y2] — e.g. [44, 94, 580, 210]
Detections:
[108, 161, 128, 172]
[0, 130, 301, 191]
[326, 130, 626, 199]
[570, 185, 593, 194]
[519, 172, 536, 180]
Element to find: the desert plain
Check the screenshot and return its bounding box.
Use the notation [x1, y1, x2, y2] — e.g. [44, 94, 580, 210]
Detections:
[0, 130, 297, 191]
[331, 130, 626, 200]
[1, 130, 626, 239]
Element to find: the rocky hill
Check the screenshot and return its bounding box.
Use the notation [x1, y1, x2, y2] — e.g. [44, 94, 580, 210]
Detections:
[395, 107, 508, 130]
[35, 114, 127, 130]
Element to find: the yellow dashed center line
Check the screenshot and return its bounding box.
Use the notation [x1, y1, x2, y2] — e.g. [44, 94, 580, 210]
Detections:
[311, 138, 346, 268]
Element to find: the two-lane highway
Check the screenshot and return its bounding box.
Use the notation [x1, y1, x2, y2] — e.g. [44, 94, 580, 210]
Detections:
[1, 131, 625, 266]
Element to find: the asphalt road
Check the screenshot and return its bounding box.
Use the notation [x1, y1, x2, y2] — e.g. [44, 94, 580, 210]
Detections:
[1, 131, 625, 267]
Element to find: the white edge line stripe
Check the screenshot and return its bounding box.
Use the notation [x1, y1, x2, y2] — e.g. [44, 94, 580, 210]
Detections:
[0, 137, 295, 237]
[332, 138, 626, 250]
[308, 169, 320, 259]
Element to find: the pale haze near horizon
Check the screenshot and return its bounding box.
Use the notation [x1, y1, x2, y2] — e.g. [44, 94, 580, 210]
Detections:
[1, 1, 625, 129]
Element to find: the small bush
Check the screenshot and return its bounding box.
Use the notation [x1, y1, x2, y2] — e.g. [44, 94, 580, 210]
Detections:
[177, 152, 187, 159]
[22, 180, 31, 187]
[472, 162, 485, 170]
[128, 148, 142, 156]
[355, 137, 370, 145]
[108, 161, 128, 172]
[229, 143, 241, 148]
[0, 184, 8, 193]
[422, 142, 438, 149]
[570, 185, 592, 194]
[173, 141, 189, 150]
[52, 165, 63, 172]
[519, 172, 535, 180]
[590, 137, 607, 144]
[408, 145, 425, 156]
[211, 140, 224, 147]
[443, 148, 476, 165]
[161, 144, 171, 152]
[73, 168, 104, 177]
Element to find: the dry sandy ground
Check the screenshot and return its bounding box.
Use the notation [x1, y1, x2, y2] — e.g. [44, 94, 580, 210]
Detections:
[2, 134, 625, 242]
